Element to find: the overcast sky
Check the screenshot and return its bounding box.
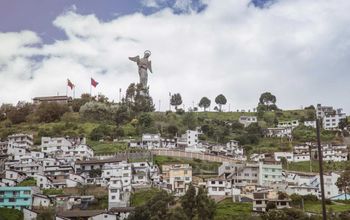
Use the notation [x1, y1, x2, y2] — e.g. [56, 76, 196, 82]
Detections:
[0, 0, 349, 112]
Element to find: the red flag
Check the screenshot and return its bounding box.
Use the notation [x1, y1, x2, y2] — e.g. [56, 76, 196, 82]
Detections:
[67, 79, 74, 90]
[91, 78, 99, 88]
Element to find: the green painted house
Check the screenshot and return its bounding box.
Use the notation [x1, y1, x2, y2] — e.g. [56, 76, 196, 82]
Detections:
[0, 186, 32, 210]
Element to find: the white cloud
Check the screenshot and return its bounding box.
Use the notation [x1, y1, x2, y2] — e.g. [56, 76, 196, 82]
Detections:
[141, 0, 160, 8]
[1, 0, 350, 113]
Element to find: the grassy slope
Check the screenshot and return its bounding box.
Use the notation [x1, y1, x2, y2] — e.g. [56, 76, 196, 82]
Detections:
[285, 161, 350, 173]
[86, 140, 128, 155]
[303, 201, 350, 214]
[214, 198, 253, 220]
[154, 155, 220, 175]
[130, 188, 161, 206]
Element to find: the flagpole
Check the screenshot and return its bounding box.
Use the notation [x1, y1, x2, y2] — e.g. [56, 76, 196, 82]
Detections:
[90, 77, 92, 96]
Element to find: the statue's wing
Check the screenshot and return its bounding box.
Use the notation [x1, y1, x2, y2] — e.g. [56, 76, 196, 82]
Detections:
[129, 56, 140, 62]
[148, 60, 153, 73]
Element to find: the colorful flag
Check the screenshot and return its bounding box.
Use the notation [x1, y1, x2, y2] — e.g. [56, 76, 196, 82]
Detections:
[91, 78, 99, 88]
[67, 79, 74, 90]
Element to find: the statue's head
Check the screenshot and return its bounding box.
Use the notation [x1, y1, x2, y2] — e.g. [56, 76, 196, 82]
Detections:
[144, 50, 151, 58]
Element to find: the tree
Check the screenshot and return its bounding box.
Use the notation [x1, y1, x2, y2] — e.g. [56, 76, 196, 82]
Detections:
[97, 93, 109, 103]
[170, 93, 183, 110]
[138, 113, 154, 128]
[128, 190, 174, 220]
[37, 209, 55, 220]
[336, 167, 350, 200]
[182, 112, 198, 130]
[196, 187, 216, 220]
[339, 118, 348, 130]
[36, 102, 69, 123]
[0, 208, 23, 220]
[198, 97, 211, 111]
[266, 201, 277, 212]
[181, 184, 196, 220]
[6, 102, 33, 124]
[261, 209, 287, 220]
[125, 83, 155, 113]
[259, 92, 276, 107]
[166, 207, 189, 220]
[215, 94, 227, 111]
[167, 124, 179, 137]
[90, 124, 112, 141]
[304, 105, 315, 110]
[258, 92, 278, 112]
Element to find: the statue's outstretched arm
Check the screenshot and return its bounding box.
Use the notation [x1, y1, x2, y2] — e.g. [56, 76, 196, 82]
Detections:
[148, 61, 153, 73]
[129, 56, 140, 62]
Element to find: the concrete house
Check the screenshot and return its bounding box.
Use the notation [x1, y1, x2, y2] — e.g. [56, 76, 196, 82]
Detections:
[162, 164, 192, 196]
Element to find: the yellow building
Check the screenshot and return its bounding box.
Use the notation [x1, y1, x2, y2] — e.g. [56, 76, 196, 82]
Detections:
[161, 164, 192, 196]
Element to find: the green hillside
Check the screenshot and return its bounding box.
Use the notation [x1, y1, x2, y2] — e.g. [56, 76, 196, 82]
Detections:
[0, 95, 344, 156]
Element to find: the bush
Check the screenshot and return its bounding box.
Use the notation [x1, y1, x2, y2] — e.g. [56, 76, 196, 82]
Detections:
[303, 194, 318, 202]
[18, 177, 36, 186]
[43, 188, 64, 195]
[0, 208, 23, 220]
[36, 102, 69, 123]
[90, 124, 113, 141]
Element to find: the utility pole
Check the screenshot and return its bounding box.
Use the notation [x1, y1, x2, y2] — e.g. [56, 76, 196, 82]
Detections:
[316, 118, 327, 220]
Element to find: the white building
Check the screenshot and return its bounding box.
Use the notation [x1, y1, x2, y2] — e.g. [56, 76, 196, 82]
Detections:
[177, 128, 203, 149]
[311, 144, 348, 162]
[7, 133, 33, 151]
[274, 152, 293, 162]
[35, 173, 53, 189]
[293, 145, 311, 162]
[206, 178, 234, 197]
[41, 137, 93, 159]
[277, 120, 299, 129]
[32, 194, 51, 207]
[285, 185, 319, 197]
[239, 116, 257, 127]
[266, 127, 292, 138]
[108, 177, 130, 209]
[304, 121, 316, 128]
[317, 104, 347, 130]
[161, 138, 177, 148]
[141, 134, 161, 149]
[102, 161, 132, 188]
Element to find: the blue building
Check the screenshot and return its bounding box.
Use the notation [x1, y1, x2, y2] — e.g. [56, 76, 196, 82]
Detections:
[0, 186, 32, 210]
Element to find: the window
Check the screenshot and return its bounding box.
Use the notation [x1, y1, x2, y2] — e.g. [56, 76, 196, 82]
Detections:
[0, 198, 3, 202]
[256, 201, 262, 205]
[184, 170, 188, 174]
[111, 196, 116, 200]
[23, 191, 31, 195]
[218, 181, 223, 184]
[212, 187, 217, 191]
[9, 198, 16, 202]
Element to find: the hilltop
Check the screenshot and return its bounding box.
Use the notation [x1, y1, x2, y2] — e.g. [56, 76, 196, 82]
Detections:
[0, 100, 344, 156]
